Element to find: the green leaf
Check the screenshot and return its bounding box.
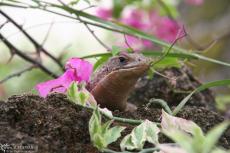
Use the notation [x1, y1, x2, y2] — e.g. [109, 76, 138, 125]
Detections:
[173, 79, 230, 115]
[154, 57, 181, 69]
[78, 91, 88, 106]
[120, 135, 135, 151]
[131, 121, 147, 150]
[202, 122, 230, 153]
[148, 98, 173, 115]
[93, 56, 109, 71]
[145, 120, 160, 145]
[89, 107, 102, 141]
[111, 46, 122, 56]
[67, 82, 79, 102]
[79, 50, 230, 68]
[89, 107, 125, 151]
[101, 120, 113, 134]
[93, 134, 106, 151]
[191, 126, 206, 152]
[163, 129, 195, 153]
[104, 126, 126, 145]
[120, 120, 159, 151]
[161, 110, 201, 135]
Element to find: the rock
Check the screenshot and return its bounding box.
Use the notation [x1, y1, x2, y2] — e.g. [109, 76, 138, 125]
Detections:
[129, 66, 216, 110]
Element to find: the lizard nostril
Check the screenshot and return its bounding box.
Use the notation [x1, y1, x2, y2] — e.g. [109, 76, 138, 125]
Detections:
[138, 58, 141, 61]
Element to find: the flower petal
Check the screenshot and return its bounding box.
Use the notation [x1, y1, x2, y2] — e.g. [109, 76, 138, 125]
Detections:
[35, 69, 76, 97]
[65, 58, 93, 82]
[96, 7, 112, 20]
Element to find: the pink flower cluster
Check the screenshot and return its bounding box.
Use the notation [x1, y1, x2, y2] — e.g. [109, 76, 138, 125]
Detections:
[96, 7, 180, 50]
[122, 9, 180, 49]
[35, 58, 93, 97]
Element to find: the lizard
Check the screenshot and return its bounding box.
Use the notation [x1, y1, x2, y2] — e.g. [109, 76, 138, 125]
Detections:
[87, 52, 152, 112]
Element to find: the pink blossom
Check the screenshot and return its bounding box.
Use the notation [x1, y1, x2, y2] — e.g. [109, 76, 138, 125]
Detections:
[124, 35, 153, 50]
[121, 9, 153, 49]
[65, 58, 93, 83]
[121, 9, 148, 30]
[96, 7, 112, 20]
[35, 69, 76, 97]
[35, 58, 93, 97]
[186, 0, 204, 5]
[155, 17, 179, 43]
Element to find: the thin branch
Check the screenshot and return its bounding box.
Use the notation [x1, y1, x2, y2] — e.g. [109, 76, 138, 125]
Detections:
[0, 20, 9, 29]
[0, 33, 58, 78]
[0, 66, 35, 84]
[0, 10, 64, 71]
[0, 2, 135, 41]
[41, 20, 54, 46]
[124, 34, 134, 52]
[156, 0, 211, 51]
[4, 20, 80, 40]
[186, 30, 230, 51]
[150, 67, 178, 82]
[84, 23, 111, 51]
[80, 5, 97, 11]
[151, 26, 187, 67]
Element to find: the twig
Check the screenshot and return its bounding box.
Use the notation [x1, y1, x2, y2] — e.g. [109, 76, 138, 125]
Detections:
[4, 20, 80, 40]
[41, 20, 54, 46]
[80, 5, 97, 11]
[150, 67, 177, 82]
[0, 33, 58, 78]
[151, 26, 187, 67]
[3, 0, 230, 67]
[46, 1, 110, 52]
[0, 10, 64, 71]
[0, 20, 9, 29]
[156, 0, 213, 51]
[0, 66, 35, 84]
[124, 34, 134, 52]
[84, 23, 111, 51]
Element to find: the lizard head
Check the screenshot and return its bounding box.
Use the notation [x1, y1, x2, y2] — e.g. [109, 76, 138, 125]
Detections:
[104, 52, 152, 77]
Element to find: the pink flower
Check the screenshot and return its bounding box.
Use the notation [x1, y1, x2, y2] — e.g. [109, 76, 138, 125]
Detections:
[121, 9, 148, 30]
[155, 17, 179, 43]
[96, 7, 112, 20]
[121, 9, 153, 50]
[35, 58, 93, 97]
[65, 58, 93, 82]
[186, 0, 204, 5]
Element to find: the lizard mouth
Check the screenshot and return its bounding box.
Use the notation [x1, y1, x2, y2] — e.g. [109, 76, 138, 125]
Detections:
[115, 63, 151, 71]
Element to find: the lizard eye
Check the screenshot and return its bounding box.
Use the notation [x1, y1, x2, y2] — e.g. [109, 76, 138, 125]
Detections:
[118, 56, 127, 64]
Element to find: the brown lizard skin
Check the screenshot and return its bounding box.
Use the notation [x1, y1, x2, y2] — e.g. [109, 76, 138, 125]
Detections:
[87, 52, 152, 111]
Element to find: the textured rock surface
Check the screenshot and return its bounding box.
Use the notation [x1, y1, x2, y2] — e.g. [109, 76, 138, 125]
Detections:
[129, 66, 216, 110]
[0, 93, 229, 152]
